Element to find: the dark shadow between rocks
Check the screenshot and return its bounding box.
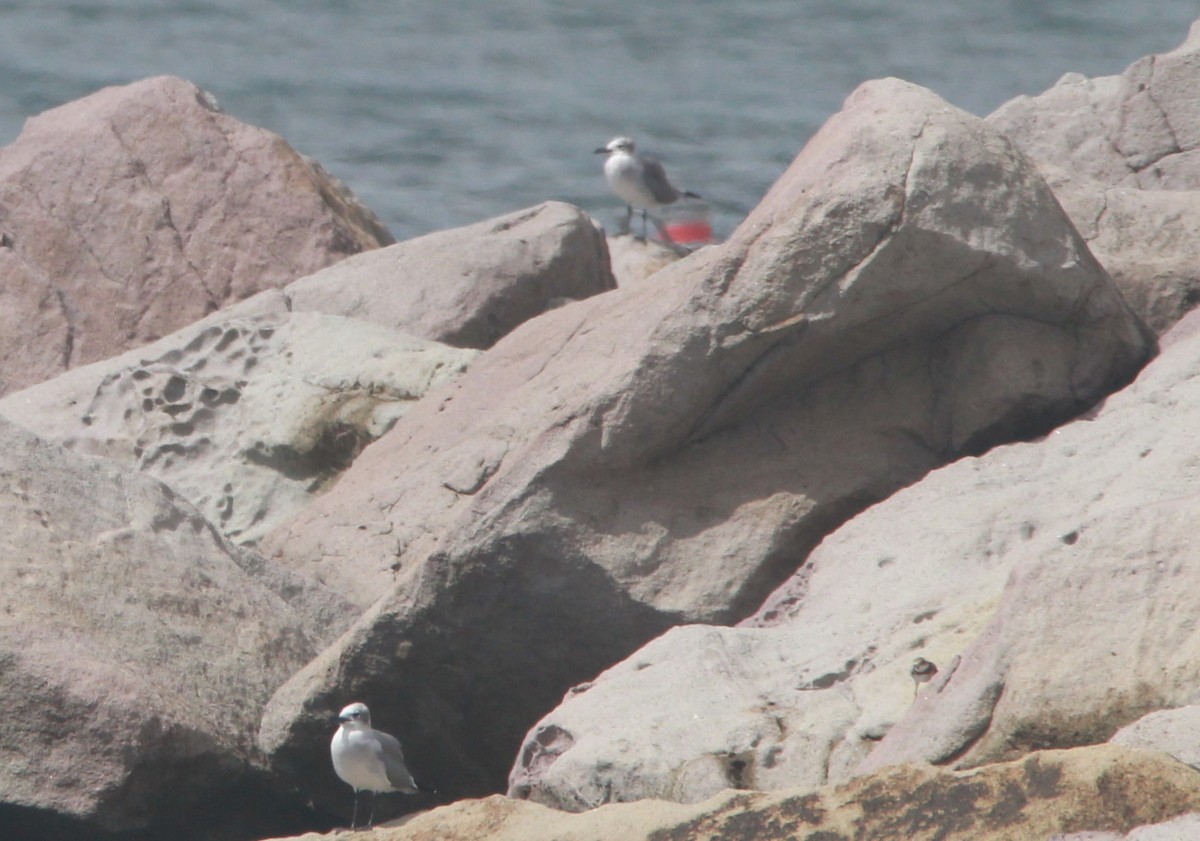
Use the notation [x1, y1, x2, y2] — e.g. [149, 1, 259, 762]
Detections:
[265, 536, 678, 823]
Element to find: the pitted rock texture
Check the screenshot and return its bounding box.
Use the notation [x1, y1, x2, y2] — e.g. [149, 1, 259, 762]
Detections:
[0, 290, 476, 546]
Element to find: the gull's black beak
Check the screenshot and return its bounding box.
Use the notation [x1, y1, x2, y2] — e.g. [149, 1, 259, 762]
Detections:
[331, 714, 346, 726]
[594, 147, 608, 154]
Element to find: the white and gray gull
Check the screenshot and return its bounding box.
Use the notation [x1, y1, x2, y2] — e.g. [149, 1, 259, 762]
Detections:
[594, 136, 700, 241]
[330, 701, 432, 829]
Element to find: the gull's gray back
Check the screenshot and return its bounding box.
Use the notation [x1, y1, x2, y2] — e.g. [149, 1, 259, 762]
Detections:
[638, 155, 683, 204]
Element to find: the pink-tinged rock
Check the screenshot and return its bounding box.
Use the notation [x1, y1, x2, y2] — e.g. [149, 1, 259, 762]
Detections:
[0, 416, 356, 838]
[284, 201, 615, 349]
[989, 22, 1200, 331]
[0, 75, 392, 396]
[258, 78, 1150, 813]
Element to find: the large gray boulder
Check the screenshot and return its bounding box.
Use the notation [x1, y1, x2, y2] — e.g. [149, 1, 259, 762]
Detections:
[989, 21, 1200, 332]
[0, 75, 392, 396]
[285, 201, 616, 349]
[257, 77, 1151, 818]
[844, 307, 1200, 775]
[0, 290, 476, 546]
[0, 416, 356, 839]
[506, 302, 1200, 811]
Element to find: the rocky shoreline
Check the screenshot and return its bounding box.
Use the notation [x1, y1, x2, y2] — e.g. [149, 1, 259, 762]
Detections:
[5, 20, 1200, 841]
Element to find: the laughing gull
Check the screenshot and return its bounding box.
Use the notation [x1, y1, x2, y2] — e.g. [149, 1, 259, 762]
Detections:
[330, 701, 430, 829]
[594, 136, 700, 241]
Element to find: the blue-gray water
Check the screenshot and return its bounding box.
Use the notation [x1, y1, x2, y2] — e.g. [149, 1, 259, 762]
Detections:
[1, 1, 1197, 242]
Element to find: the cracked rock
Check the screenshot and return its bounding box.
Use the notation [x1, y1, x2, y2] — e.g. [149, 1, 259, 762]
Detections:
[990, 21, 1200, 332]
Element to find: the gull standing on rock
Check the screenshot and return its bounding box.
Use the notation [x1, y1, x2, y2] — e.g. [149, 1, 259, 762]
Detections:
[594, 136, 700, 241]
[330, 701, 431, 829]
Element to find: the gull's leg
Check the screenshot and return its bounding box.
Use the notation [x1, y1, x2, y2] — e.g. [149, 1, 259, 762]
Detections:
[619, 205, 633, 235]
[640, 209, 649, 241]
[366, 791, 377, 828]
[350, 790, 360, 830]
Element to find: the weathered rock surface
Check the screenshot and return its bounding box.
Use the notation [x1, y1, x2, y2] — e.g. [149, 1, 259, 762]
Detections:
[604, 233, 686, 286]
[0, 290, 476, 546]
[0, 416, 356, 840]
[274, 746, 1200, 841]
[512, 302, 1200, 810]
[848, 306, 1200, 774]
[989, 23, 1200, 332]
[285, 201, 615, 349]
[1110, 704, 1200, 772]
[0, 75, 392, 396]
[1054, 813, 1200, 840]
[1124, 814, 1200, 839]
[257, 77, 1151, 817]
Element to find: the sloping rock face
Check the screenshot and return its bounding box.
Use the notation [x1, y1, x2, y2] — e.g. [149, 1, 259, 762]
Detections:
[0, 75, 392, 396]
[274, 747, 1200, 841]
[988, 22, 1200, 332]
[284, 201, 615, 349]
[0, 416, 356, 840]
[0, 290, 476, 546]
[507, 304, 1200, 811]
[257, 77, 1151, 817]
[840, 307, 1200, 774]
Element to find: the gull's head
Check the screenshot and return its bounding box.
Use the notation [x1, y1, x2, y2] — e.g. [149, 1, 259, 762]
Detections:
[594, 136, 636, 156]
[337, 701, 371, 729]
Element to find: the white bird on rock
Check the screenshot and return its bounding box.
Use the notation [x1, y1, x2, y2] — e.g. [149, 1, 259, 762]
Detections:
[330, 701, 432, 829]
[594, 135, 700, 241]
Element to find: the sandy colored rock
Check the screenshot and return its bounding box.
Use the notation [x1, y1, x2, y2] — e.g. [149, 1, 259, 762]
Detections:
[1054, 813, 1200, 840]
[1110, 705, 1200, 771]
[989, 23, 1200, 331]
[272, 746, 1200, 841]
[824, 306, 1200, 776]
[258, 77, 1150, 817]
[285, 202, 615, 349]
[0, 75, 391, 396]
[0, 290, 476, 545]
[510, 290, 1200, 818]
[603, 233, 687, 286]
[1035, 166, 1200, 334]
[0, 416, 355, 839]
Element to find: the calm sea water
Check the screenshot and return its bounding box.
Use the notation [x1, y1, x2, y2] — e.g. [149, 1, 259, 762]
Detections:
[1, 1, 1197, 242]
